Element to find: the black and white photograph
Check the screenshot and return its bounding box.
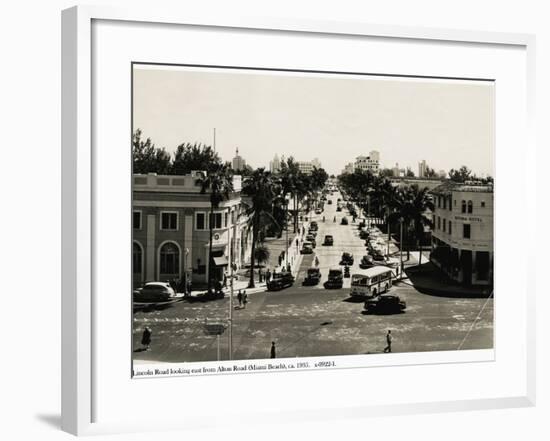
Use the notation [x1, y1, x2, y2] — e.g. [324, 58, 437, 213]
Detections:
[131, 64, 494, 368]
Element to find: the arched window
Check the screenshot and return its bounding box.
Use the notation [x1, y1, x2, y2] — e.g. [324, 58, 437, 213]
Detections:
[133, 242, 143, 275]
[160, 242, 180, 276]
[467, 200, 473, 214]
[461, 200, 466, 213]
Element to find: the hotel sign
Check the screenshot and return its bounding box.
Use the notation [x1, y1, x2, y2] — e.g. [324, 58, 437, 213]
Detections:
[454, 215, 484, 223]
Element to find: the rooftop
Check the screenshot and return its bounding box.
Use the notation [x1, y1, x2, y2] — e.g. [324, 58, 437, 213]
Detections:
[431, 180, 493, 195]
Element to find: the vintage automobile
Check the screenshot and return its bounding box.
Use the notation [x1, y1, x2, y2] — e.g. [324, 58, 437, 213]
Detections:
[336, 206, 342, 212]
[306, 233, 317, 242]
[188, 289, 225, 303]
[359, 255, 374, 269]
[340, 217, 348, 225]
[303, 267, 322, 286]
[315, 208, 323, 214]
[300, 242, 314, 254]
[323, 235, 334, 246]
[309, 221, 318, 231]
[340, 252, 354, 266]
[133, 282, 176, 303]
[327, 199, 333, 205]
[364, 294, 406, 314]
[267, 272, 295, 291]
[359, 230, 369, 240]
[324, 268, 344, 289]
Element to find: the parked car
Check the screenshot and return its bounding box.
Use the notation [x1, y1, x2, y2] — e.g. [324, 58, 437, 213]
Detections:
[340, 217, 348, 225]
[323, 235, 334, 246]
[359, 255, 374, 269]
[267, 272, 295, 291]
[327, 199, 333, 205]
[315, 208, 323, 214]
[301, 242, 314, 254]
[134, 282, 176, 302]
[359, 230, 369, 240]
[307, 231, 317, 239]
[364, 294, 406, 314]
[310, 221, 318, 231]
[303, 267, 322, 286]
[340, 252, 354, 266]
[324, 268, 344, 289]
[336, 206, 342, 212]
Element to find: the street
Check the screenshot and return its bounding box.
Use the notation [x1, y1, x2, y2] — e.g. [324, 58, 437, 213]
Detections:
[133, 191, 493, 363]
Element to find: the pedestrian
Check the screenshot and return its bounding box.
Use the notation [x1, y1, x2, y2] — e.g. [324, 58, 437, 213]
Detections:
[223, 272, 227, 288]
[286, 262, 291, 273]
[270, 341, 276, 359]
[243, 291, 248, 309]
[266, 269, 271, 283]
[383, 330, 393, 353]
[315, 255, 319, 267]
[237, 290, 243, 308]
[141, 326, 152, 351]
[186, 278, 192, 297]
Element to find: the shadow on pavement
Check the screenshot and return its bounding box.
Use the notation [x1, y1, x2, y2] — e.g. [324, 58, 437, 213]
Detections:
[405, 262, 492, 299]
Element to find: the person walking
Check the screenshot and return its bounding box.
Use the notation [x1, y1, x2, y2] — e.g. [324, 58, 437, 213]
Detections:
[141, 326, 152, 351]
[383, 330, 393, 353]
[242, 291, 248, 309]
[223, 272, 228, 288]
[270, 341, 276, 359]
[237, 290, 243, 308]
[266, 269, 272, 283]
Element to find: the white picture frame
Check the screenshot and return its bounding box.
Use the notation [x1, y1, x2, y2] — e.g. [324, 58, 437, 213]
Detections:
[62, 5, 536, 436]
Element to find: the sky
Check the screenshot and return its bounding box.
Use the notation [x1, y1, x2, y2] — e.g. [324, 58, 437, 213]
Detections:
[133, 65, 495, 177]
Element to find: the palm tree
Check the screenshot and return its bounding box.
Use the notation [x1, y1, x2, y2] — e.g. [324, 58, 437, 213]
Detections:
[388, 185, 433, 265]
[405, 185, 434, 267]
[197, 164, 234, 291]
[254, 244, 271, 283]
[280, 157, 302, 233]
[242, 168, 281, 288]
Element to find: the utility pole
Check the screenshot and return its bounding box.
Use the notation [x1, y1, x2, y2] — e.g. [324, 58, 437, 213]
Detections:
[228, 212, 234, 360]
[213, 128, 216, 151]
[399, 219, 404, 280]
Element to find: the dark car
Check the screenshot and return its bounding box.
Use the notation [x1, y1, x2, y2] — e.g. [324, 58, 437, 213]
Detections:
[336, 206, 342, 212]
[327, 199, 333, 205]
[134, 282, 176, 303]
[323, 235, 334, 246]
[267, 272, 295, 291]
[359, 255, 374, 269]
[300, 242, 314, 254]
[364, 294, 406, 314]
[340, 217, 348, 225]
[359, 230, 369, 240]
[324, 268, 344, 289]
[303, 267, 322, 286]
[340, 252, 354, 266]
[309, 221, 318, 231]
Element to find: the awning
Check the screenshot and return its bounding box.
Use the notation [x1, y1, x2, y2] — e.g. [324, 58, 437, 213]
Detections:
[213, 256, 229, 267]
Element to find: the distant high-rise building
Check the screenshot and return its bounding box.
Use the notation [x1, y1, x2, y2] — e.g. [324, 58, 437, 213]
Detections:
[270, 154, 281, 173]
[354, 150, 380, 175]
[232, 147, 246, 171]
[438, 170, 447, 179]
[418, 160, 427, 178]
[311, 158, 322, 169]
[343, 162, 355, 174]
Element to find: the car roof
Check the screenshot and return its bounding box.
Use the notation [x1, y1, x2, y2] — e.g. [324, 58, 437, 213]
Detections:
[144, 282, 171, 288]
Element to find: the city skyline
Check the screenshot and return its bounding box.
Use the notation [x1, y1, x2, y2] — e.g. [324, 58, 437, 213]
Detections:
[133, 65, 495, 177]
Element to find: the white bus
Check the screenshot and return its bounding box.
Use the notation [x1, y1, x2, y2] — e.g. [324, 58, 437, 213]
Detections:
[350, 267, 393, 298]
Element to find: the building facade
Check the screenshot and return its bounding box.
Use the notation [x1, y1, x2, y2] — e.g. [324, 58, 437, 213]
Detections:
[430, 182, 493, 286]
[231, 148, 247, 171]
[269, 154, 281, 173]
[418, 160, 427, 178]
[132, 172, 253, 287]
[354, 150, 380, 174]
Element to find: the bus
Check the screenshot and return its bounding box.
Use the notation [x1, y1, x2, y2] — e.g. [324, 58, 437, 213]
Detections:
[350, 267, 393, 298]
